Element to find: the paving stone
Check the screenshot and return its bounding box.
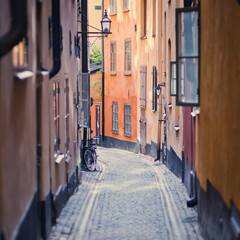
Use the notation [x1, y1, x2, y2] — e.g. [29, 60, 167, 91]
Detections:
[49, 147, 203, 240]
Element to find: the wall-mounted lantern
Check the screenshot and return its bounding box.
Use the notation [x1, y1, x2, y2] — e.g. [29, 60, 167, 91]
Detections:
[78, 9, 112, 36]
[101, 10, 112, 34]
[156, 83, 166, 97]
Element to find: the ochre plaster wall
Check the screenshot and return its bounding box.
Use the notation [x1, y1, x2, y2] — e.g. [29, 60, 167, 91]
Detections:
[196, 0, 240, 210]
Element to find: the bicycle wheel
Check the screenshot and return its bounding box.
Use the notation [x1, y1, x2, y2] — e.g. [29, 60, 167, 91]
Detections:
[84, 149, 96, 171]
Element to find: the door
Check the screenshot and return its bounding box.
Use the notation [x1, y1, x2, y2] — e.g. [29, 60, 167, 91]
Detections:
[140, 108, 146, 154]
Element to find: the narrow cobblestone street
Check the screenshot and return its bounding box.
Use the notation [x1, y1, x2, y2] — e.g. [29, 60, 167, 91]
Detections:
[49, 147, 203, 240]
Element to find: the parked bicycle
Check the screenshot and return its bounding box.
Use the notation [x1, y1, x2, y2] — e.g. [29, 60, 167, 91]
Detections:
[84, 136, 99, 171]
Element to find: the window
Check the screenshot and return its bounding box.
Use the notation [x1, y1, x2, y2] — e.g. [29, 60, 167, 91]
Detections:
[12, 38, 28, 69]
[176, 7, 200, 106]
[170, 62, 177, 96]
[124, 39, 131, 75]
[65, 79, 70, 153]
[110, 0, 117, 14]
[78, 73, 91, 127]
[124, 104, 131, 137]
[152, 0, 156, 37]
[123, 0, 130, 11]
[141, 0, 147, 38]
[69, 31, 72, 55]
[110, 42, 116, 74]
[152, 66, 157, 111]
[53, 82, 60, 154]
[140, 65, 147, 108]
[112, 102, 118, 133]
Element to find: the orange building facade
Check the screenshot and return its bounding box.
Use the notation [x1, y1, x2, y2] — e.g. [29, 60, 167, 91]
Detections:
[103, 0, 138, 151]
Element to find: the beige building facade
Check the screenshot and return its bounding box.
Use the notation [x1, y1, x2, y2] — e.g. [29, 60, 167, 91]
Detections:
[136, 0, 184, 167]
[0, 0, 83, 239]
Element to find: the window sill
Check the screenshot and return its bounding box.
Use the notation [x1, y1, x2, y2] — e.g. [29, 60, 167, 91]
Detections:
[110, 72, 116, 76]
[124, 72, 131, 76]
[112, 130, 119, 134]
[140, 36, 147, 40]
[14, 70, 34, 80]
[124, 134, 131, 138]
[123, 9, 130, 13]
[110, 12, 117, 16]
[152, 34, 156, 38]
[168, 103, 172, 109]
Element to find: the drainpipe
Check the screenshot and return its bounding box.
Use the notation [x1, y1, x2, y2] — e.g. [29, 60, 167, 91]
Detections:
[101, 0, 105, 142]
[0, 0, 27, 58]
[81, 0, 88, 157]
[49, 0, 61, 79]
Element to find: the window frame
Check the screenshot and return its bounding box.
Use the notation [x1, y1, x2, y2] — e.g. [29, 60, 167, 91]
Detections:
[53, 81, 60, 154]
[123, 0, 130, 12]
[110, 41, 117, 75]
[124, 39, 131, 75]
[170, 61, 177, 96]
[176, 6, 200, 106]
[112, 101, 119, 134]
[12, 37, 28, 70]
[140, 65, 147, 108]
[124, 103, 131, 137]
[141, 0, 147, 39]
[152, 0, 156, 37]
[110, 0, 117, 15]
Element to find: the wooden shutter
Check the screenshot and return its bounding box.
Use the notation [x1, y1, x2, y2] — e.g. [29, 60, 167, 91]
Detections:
[140, 65, 147, 108]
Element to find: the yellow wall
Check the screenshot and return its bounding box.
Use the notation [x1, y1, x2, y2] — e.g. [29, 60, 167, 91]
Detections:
[88, 0, 102, 50]
[196, 0, 240, 210]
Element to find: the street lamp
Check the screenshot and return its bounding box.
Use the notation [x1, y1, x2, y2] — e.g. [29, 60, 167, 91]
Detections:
[78, 9, 112, 36]
[156, 83, 165, 97]
[101, 10, 112, 34]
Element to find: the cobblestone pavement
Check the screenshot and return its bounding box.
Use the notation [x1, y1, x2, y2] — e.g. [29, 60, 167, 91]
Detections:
[49, 147, 203, 240]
